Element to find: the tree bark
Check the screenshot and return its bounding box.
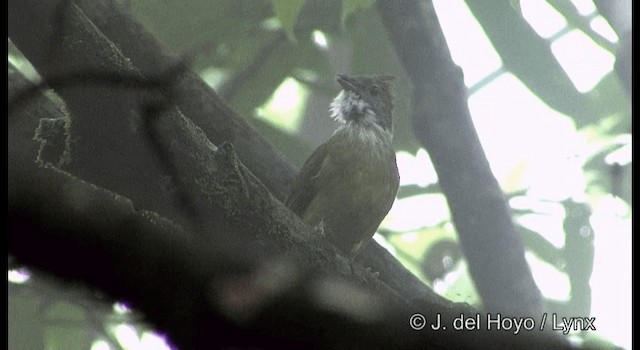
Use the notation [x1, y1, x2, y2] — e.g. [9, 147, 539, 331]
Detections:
[8, 147, 570, 350]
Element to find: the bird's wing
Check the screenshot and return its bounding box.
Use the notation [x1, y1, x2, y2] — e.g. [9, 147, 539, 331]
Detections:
[285, 142, 331, 217]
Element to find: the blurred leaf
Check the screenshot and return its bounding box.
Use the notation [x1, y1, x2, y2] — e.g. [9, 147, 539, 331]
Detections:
[45, 301, 87, 320]
[509, 0, 522, 13]
[130, 0, 273, 70]
[245, 117, 312, 167]
[45, 302, 92, 350]
[389, 225, 456, 256]
[295, 0, 343, 36]
[579, 332, 625, 350]
[342, 0, 375, 24]
[386, 225, 458, 287]
[387, 224, 458, 284]
[439, 261, 481, 306]
[46, 326, 92, 350]
[420, 239, 462, 282]
[271, 0, 306, 41]
[9, 294, 45, 350]
[345, 6, 420, 153]
[396, 183, 441, 199]
[226, 41, 294, 117]
[581, 71, 630, 130]
[608, 162, 631, 203]
[583, 140, 631, 205]
[226, 36, 331, 119]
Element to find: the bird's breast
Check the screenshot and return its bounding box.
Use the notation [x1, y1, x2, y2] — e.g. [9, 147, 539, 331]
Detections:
[303, 125, 399, 253]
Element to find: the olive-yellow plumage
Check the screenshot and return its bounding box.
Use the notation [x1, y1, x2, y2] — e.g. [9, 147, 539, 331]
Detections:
[286, 74, 399, 256]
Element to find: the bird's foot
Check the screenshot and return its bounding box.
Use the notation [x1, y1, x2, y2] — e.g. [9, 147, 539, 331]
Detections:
[364, 267, 380, 277]
[348, 257, 379, 280]
[313, 220, 325, 236]
[349, 255, 356, 276]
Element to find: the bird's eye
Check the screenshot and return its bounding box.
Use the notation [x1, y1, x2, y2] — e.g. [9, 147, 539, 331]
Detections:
[370, 85, 381, 96]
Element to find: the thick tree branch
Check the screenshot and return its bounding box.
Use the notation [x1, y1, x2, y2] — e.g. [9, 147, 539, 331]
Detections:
[8, 1, 576, 348]
[8, 0, 453, 316]
[376, 0, 544, 316]
[74, 0, 297, 202]
[8, 61, 68, 165]
[8, 0, 189, 226]
[8, 125, 572, 350]
[8, 56, 453, 323]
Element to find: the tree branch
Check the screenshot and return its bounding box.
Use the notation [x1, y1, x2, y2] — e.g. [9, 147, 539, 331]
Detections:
[74, 0, 297, 202]
[376, 0, 544, 316]
[8, 1, 575, 347]
[8, 122, 571, 350]
[9, 0, 454, 315]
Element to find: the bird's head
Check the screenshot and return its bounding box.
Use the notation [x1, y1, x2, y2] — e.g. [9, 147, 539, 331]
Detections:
[329, 74, 396, 133]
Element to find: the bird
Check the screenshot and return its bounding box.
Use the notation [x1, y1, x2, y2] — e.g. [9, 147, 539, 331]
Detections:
[285, 73, 400, 258]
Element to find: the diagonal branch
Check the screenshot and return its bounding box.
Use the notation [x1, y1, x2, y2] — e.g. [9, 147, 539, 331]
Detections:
[6, 0, 454, 313]
[74, 0, 297, 202]
[8, 114, 572, 350]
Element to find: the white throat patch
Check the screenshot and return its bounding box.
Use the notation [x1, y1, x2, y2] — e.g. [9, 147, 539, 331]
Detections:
[329, 89, 392, 147]
[329, 90, 376, 125]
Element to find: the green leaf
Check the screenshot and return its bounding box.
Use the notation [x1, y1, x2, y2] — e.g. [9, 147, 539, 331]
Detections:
[271, 0, 307, 42]
[342, 0, 375, 24]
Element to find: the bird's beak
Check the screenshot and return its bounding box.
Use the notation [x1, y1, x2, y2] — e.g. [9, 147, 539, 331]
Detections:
[336, 74, 358, 92]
